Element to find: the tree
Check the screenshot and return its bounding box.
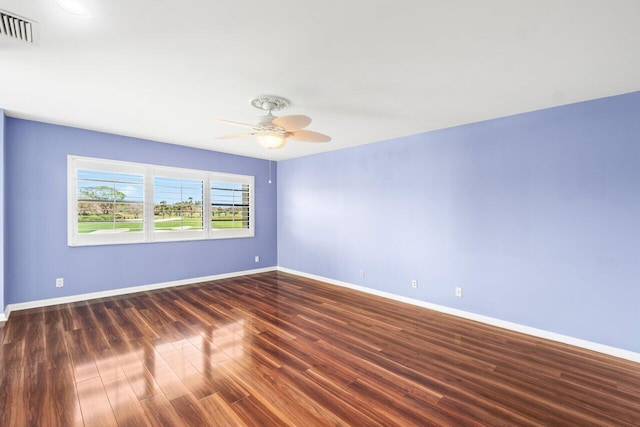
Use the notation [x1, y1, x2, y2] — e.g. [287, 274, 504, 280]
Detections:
[156, 200, 167, 218]
[80, 186, 126, 215]
[124, 203, 143, 219]
[77, 201, 101, 217]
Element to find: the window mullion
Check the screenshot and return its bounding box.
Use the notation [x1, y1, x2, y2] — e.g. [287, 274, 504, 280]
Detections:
[67, 157, 78, 245]
[144, 168, 155, 242]
[204, 175, 212, 237]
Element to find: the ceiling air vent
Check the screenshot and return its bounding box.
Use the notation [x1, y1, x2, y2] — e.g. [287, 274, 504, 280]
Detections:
[0, 9, 38, 44]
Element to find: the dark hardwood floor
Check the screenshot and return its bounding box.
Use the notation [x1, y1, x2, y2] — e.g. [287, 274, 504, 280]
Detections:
[1, 271, 638, 426]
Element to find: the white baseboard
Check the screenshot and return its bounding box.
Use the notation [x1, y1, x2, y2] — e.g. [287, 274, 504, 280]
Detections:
[277, 266, 640, 364]
[3, 266, 277, 320]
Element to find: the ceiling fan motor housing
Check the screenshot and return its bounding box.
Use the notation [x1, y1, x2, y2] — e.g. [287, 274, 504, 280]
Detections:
[257, 113, 279, 128]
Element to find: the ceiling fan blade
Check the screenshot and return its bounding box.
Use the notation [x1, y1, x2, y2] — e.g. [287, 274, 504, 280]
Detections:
[216, 133, 255, 140]
[288, 130, 331, 142]
[213, 118, 259, 130]
[272, 115, 312, 131]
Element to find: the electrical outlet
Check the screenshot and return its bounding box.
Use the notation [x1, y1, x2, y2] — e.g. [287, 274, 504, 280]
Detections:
[411, 280, 418, 288]
[455, 287, 463, 298]
[255, 255, 260, 263]
[359, 269, 365, 279]
[56, 278, 64, 288]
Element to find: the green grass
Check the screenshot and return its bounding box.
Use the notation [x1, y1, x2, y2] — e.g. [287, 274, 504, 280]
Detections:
[211, 220, 246, 229]
[78, 218, 246, 233]
[154, 218, 204, 231]
[78, 221, 144, 233]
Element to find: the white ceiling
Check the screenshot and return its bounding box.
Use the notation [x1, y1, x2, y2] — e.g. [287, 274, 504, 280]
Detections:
[1, 1, 639, 161]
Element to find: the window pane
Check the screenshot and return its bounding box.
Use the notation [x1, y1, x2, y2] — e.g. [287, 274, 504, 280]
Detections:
[77, 169, 144, 234]
[211, 181, 250, 229]
[154, 177, 204, 232]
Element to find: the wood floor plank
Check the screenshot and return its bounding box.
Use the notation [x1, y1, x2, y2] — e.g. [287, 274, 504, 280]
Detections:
[49, 363, 84, 426]
[0, 270, 638, 426]
[219, 357, 346, 426]
[198, 392, 249, 427]
[65, 328, 101, 383]
[0, 359, 27, 426]
[140, 340, 191, 401]
[173, 336, 251, 404]
[94, 347, 127, 384]
[113, 339, 162, 401]
[231, 394, 289, 427]
[155, 341, 218, 400]
[139, 393, 184, 426]
[278, 365, 388, 427]
[23, 359, 51, 426]
[170, 393, 217, 427]
[103, 376, 152, 426]
[76, 377, 119, 427]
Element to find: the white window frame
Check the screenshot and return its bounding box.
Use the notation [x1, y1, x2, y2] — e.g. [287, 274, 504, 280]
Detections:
[68, 155, 255, 246]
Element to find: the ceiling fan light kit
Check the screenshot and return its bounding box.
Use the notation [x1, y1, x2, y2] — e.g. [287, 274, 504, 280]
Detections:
[256, 132, 287, 149]
[214, 95, 331, 150]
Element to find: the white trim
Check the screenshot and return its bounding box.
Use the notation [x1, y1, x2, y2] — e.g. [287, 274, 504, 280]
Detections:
[277, 267, 640, 364]
[3, 266, 276, 319]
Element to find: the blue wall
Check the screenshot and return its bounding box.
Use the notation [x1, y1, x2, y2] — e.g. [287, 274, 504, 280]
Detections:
[0, 110, 5, 314]
[4, 119, 277, 307]
[278, 92, 640, 353]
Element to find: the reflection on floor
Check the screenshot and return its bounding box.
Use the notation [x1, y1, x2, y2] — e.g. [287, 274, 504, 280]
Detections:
[74, 319, 246, 426]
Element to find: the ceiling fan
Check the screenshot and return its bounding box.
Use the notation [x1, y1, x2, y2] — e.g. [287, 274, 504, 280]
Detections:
[214, 95, 331, 149]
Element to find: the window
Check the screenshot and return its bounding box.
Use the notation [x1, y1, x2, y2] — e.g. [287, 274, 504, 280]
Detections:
[68, 156, 254, 246]
[153, 175, 204, 240]
[211, 180, 250, 230]
[77, 169, 145, 235]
